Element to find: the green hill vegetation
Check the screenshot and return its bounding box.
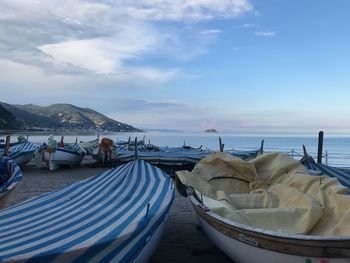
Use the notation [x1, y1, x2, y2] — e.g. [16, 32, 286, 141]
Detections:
[0, 105, 20, 130]
[0, 102, 141, 132]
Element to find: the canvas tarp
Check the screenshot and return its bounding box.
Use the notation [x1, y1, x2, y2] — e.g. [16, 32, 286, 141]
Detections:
[176, 152, 350, 236]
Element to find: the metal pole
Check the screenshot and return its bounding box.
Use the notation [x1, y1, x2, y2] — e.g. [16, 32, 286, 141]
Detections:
[317, 131, 324, 164]
[325, 150, 328, 165]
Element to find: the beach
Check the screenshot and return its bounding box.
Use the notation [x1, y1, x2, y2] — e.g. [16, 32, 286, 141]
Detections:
[3, 159, 233, 263]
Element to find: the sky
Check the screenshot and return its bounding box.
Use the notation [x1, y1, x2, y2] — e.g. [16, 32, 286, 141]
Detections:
[1, 0, 350, 134]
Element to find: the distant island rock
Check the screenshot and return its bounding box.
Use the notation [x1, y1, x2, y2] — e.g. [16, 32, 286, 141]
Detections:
[0, 102, 142, 132]
[204, 128, 218, 133]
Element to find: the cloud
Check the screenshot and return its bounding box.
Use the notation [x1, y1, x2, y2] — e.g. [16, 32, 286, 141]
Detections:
[0, 0, 254, 85]
[241, 23, 256, 28]
[122, 0, 253, 21]
[255, 31, 276, 37]
[201, 29, 223, 35]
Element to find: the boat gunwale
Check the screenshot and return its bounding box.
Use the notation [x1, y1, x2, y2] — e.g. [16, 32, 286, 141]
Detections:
[189, 194, 350, 258]
[189, 194, 350, 241]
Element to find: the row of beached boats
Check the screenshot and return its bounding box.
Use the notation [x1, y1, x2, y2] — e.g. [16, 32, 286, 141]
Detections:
[0, 135, 265, 171]
[1, 135, 350, 262]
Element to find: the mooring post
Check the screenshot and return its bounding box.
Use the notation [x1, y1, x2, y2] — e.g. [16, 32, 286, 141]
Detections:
[3, 135, 11, 157]
[218, 137, 224, 152]
[134, 137, 138, 160]
[317, 131, 324, 164]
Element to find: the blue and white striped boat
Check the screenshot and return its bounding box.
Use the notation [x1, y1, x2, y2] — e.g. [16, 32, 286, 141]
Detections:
[0, 160, 174, 262]
[0, 140, 38, 167]
[0, 157, 22, 209]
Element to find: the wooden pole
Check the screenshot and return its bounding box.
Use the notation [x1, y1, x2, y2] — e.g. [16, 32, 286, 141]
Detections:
[134, 137, 138, 160]
[219, 137, 224, 152]
[302, 144, 308, 157]
[3, 135, 11, 157]
[317, 131, 324, 164]
[260, 139, 264, 152]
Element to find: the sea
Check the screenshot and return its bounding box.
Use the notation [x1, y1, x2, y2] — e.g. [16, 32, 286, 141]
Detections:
[5, 131, 350, 167]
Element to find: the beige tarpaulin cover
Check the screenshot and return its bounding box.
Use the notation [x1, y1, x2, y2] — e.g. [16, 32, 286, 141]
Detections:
[176, 152, 350, 236]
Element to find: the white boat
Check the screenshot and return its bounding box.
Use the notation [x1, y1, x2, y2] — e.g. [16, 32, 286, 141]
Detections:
[0, 157, 22, 209]
[0, 160, 174, 262]
[42, 144, 86, 171]
[177, 152, 350, 263]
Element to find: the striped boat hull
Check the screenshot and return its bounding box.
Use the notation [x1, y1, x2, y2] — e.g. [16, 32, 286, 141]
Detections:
[0, 160, 174, 262]
[0, 157, 22, 209]
[0, 141, 38, 166]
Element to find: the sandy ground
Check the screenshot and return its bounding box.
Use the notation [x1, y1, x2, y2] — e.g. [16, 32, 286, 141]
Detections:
[3, 159, 233, 263]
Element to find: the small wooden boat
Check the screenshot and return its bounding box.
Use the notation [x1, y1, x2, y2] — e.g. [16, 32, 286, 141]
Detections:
[0, 157, 22, 209]
[300, 148, 350, 188]
[91, 137, 118, 164]
[228, 139, 264, 160]
[0, 159, 174, 262]
[0, 137, 38, 166]
[177, 152, 350, 263]
[79, 138, 99, 155]
[41, 136, 86, 171]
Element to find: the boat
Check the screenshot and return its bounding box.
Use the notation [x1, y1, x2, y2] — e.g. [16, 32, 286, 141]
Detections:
[79, 138, 99, 155]
[176, 152, 350, 263]
[301, 155, 350, 189]
[298, 145, 350, 188]
[0, 157, 22, 209]
[41, 136, 86, 171]
[0, 159, 174, 262]
[228, 139, 264, 160]
[0, 137, 38, 166]
[91, 137, 118, 163]
[115, 140, 263, 171]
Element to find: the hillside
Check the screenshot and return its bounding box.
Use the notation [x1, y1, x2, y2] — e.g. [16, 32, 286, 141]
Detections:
[0, 105, 20, 130]
[0, 102, 141, 132]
